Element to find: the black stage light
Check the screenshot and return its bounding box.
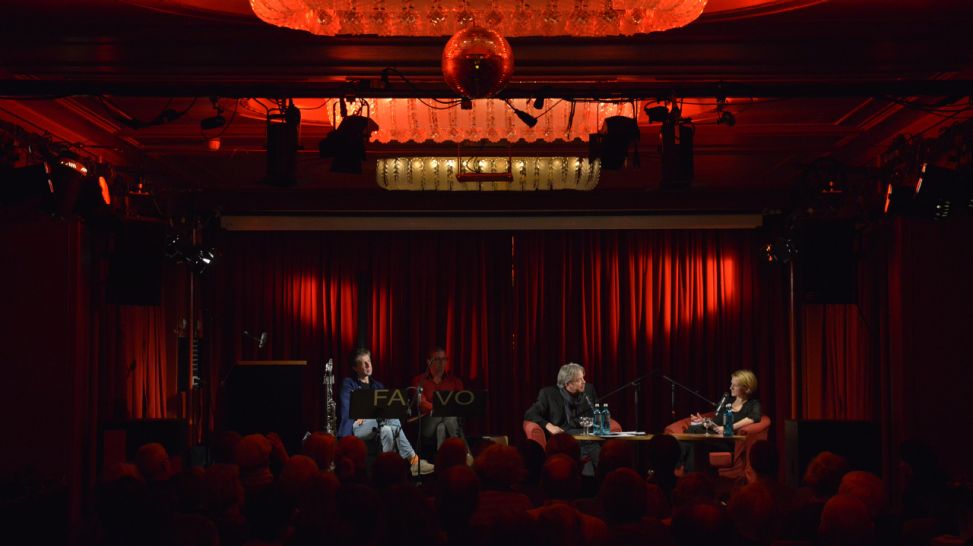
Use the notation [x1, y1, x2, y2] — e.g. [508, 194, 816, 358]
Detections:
[264, 101, 301, 186]
[592, 116, 640, 170]
[318, 115, 380, 174]
[915, 163, 962, 220]
[883, 184, 916, 216]
[0, 163, 53, 208]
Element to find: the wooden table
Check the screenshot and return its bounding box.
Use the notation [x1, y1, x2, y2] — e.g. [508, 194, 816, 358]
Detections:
[572, 432, 745, 442]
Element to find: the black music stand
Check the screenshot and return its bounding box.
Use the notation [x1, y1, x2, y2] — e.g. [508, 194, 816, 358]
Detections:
[349, 389, 410, 421]
[430, 389, 487, 418]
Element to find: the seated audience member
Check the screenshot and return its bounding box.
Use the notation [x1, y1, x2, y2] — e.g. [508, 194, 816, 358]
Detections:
[597, 439, 635, 477]
[339, 347, 435, 476]
[302, 431, 337, 472]
[437, 437, 473, 471]
[233, 433, 274, 493]
[743, 439, 794, 512]
[789, 450, 849, 539]
[817, 494, 875, 546]
[599, 468, 671, 546]
[372, 451, 410, 490]
[201, 464, 247, 546]
[278, 454, 319, 501]
[539, 454, 582, 504]
[134, 442, 172, 483]
[471, 444, 533, 527]
[412, 346, 472, 453]
[436, 465, 481, 545]
[382, 483, 443, 546]
[546, 432, 582, 465]
[336, 430, 368, 483]
[646, 433, 681, 504]
[727, 482, 778, 545]
[671, 501, 731, 546]
[289, 473, 340, 546]
[671, 472, 717, 512]
[525, 363, 601, 474]
[333, 482, 385, 546]
[244, 484, 294, 546]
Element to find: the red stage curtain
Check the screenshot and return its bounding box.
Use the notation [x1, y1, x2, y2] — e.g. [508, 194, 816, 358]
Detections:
[801, 304, 875, 420]
[207, 229, 790, 438]
[101, 304, 170, 419]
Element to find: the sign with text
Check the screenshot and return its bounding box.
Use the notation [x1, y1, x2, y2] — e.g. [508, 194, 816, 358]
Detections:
[348, 388, 409, 420]
[431, 390, 486, 418]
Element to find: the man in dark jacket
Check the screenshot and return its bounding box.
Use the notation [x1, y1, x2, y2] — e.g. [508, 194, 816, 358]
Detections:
[525, 362, 601, 473]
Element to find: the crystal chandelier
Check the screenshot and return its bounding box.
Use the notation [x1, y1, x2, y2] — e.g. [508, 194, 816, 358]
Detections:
[250, 0, 708, 37]
[377, 156, 600, 190]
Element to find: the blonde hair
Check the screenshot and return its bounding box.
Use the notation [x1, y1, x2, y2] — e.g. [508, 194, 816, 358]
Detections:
[731, 369, 758, 395]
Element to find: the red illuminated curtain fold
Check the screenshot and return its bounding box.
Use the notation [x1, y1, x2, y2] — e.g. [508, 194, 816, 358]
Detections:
[207, 229, 789, 437]
[511, 230, 789, 434]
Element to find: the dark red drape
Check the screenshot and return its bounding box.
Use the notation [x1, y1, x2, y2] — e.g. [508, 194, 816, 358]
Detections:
[206, 228, 789, 440]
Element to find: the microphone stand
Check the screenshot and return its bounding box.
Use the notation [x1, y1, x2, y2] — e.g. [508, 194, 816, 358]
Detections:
[412, 385, 424, 482]
[599, 373, 654, 433]
[658, 374, 716, 421]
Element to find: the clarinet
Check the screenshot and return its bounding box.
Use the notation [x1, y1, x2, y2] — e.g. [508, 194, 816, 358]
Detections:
[324, 358, 337, 435]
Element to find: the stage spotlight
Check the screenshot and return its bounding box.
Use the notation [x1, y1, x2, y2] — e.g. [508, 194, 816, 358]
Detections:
[189, 247, 216, 274]
[200, 97, 226, 131]
[591, 115, 640, 170]
[717, 110, 736, 126]
[661, 120, 694, 188]
[264, 100, 301, 187]
[318, 114, 380, 174]
[644, 104, 669, 123]
[764, 237, 796, 263]
[513, 108, 538, 128]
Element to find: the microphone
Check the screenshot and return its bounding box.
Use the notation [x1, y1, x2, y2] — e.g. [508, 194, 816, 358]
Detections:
[258, 332, 268, 349]
[714, 392, 729, 413]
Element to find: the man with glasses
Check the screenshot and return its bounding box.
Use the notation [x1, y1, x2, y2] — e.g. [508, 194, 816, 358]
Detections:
[525, 362, 601, 473]
[411, 346, 471, 456]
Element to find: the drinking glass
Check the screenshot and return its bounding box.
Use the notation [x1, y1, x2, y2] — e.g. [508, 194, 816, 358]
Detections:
[578, 416, 594, 435]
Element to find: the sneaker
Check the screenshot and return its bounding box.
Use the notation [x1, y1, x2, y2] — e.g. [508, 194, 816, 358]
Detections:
[466, 453, 474, 466]
[411, 458, 435, 476]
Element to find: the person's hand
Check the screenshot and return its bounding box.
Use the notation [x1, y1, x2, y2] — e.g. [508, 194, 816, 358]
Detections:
[354, 419, 364, 427]
[690, 412, 704, 424]
[545, 423, 564, 435]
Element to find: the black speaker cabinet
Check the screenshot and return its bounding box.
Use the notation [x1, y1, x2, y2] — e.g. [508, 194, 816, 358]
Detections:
[224, 361, 306, 454]
[785, 419, 881, 487]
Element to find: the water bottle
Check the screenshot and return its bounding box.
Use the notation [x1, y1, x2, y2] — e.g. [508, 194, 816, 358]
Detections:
[723, 409, 734, 437]
[592, 404, 604, 434]
[602, 404, 611, 434]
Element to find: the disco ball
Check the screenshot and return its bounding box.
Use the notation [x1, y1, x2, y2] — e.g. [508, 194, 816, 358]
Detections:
[441, 26, 514, 99]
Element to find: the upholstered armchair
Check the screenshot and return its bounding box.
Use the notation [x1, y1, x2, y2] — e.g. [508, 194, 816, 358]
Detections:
[523, 419, 622, 450]
[664, 412, 771, 479]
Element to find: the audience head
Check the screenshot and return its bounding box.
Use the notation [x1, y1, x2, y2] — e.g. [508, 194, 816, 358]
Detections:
[532, 503, 584, 546]
[436, 465, 480, 529]
[279, 454, 319, 499]
[839, 470, 886, 519]
[599, 467, 647, 523]
[545, 432, 581, 463]
[646, 433, 681, 480]
[336, 434, 368, 481]
[672, 472, 716, 510]
[372, 451, 409, 489]
[541, 453, 581, 501]
[134, 442, 171, 482]
[644, 482, 668, 519]
[244, 484, 294, 543]
[747, 439, 779, 481]
[671, 501, 730, 546]
[598, 439, 635, 476]
[803, 451, 849, 499]
[818, 494, 875, 546]
[518, 440, 547, 484]
[727, 482, 777, 544]
[302, 432, 337, 471]
[202, 463, 244, 516]
[233, 434, 274, 489]
[474, 444, 526, 489]
[436, 437, 470, 471]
